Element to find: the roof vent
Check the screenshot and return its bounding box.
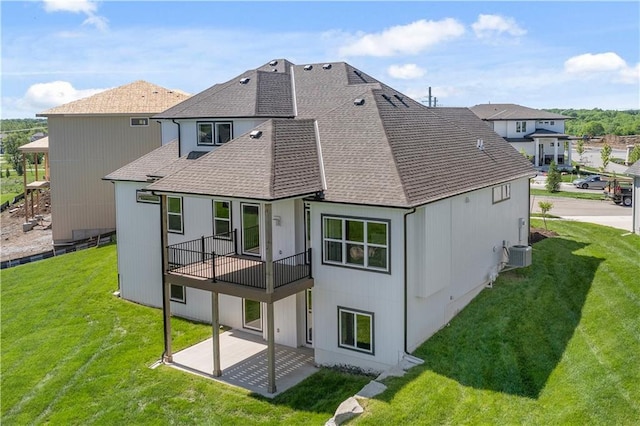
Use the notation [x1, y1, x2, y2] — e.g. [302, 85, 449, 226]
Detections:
[382, 94, 391, 101]
[249, 130, 262, 139]
[354, 98, 365, 106]
[239, 78, 250, 84]
[476, 139, 484, 150]
[269, 60, 278, 66]
[394, 94, 403, 101]
[322, 63, 332, 70]
[304, 64, 313, 71]
[354, 70, 362, 77]
[272, 68, 278, 72]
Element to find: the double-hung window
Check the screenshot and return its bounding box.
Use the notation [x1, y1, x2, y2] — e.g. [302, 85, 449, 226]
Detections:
[338, 307, 373, 354]
[197, 121, 233, 146]
[167, 196, 183, 233]
[516, 121, 527, 133]
[323, 216, 389, 271]
[213, 200, 231, 238]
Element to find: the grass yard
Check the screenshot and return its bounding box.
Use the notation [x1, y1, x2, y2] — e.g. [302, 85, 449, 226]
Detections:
[1, 244, 368, 425]
[2, 222, 639, 424]
[530, 188, 605, 200]
[356, 220, 640, 424]
[0, 166, 45, 204]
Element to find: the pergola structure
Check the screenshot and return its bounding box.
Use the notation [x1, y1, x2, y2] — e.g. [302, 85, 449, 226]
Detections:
[18, 137, 50, 221]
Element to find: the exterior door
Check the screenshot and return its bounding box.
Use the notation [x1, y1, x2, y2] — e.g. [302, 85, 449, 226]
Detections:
[243, 299, 262, 331]
[538, 143, 544, 166]
[241, 203, 260, 256]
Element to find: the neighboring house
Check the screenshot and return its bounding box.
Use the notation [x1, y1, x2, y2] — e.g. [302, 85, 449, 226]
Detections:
[36, 81, 190, 245]
[625, 161, 640, 234]
[106, 60, 536, 392]
[471, 104, 573, 168]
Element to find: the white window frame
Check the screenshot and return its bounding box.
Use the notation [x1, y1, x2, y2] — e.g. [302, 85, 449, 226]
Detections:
[212, 200, 232, 238]
[197, 121, 233, 146]
[492, 183, 511, 204]
[130, 117, 149, 127]
[170, 284, 186, 303]
[516, 121, 527, 133]
[338, 307, 374, 354]
[167, 196, 183, 234]
[322, 215, 389, 272]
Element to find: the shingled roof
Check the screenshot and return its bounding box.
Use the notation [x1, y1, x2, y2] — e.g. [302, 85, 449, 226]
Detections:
[147, 119, 323, 200]
[626, 160, 640, 177]
[38, 81, 190, 116]
[131, 60, 537, 207]
[470, 104, 570, 121]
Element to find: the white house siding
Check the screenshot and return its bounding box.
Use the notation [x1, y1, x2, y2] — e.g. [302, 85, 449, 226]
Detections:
[161, 121, 180, 144]
[310, 203, 406, 373]
[506, 120, 534, 139]
[175, 119, 267, 155]
[48, 115, 162, 243]
[493, 121, 508, 137]
[114, 181, 162, 307]
[405, 178, 530, 352]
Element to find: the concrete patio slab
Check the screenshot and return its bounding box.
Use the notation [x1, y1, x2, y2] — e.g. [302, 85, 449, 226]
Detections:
[170, 329, 318, 398]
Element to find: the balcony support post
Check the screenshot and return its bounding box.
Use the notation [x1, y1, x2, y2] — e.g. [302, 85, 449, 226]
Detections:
[161, 194, 173, 363]
[265, 203, 276, 393]
[211, 291, 221, 377]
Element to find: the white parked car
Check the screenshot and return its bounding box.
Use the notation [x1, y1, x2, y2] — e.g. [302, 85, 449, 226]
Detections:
[572, 175, 607, 190]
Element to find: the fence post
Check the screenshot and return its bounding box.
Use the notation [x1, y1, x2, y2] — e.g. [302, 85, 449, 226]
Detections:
[233, 229, 238, 255]
[308, 248, 312, 278]
[211, 251, 216, 282]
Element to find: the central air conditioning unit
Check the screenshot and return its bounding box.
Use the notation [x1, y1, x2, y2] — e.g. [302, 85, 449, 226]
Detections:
[507, 245, 532, 268]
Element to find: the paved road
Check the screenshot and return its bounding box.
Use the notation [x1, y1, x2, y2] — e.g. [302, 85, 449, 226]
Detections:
[530, 190, 632, 232]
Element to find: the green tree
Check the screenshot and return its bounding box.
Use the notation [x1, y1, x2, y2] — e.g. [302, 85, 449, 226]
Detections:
[2, 132, 29, 175]
[628, 144, 640, 165]
[601, 142, 612, 170]
[546, 161, 561, 192]
[576, 138, 585, 161]
[583, 121, 605, 137]
[538, 201, 553, 231]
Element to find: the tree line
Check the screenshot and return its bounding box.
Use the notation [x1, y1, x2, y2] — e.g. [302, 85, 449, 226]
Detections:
[1, 119, 48, 175]
[546, 108, 640, 137]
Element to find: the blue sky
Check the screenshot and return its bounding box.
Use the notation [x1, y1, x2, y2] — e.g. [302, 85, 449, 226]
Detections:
[2, 1, 638, 118]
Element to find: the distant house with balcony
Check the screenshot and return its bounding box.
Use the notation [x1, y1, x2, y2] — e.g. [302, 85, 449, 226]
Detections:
[106, 60, 536, 393]
[36, 81, 189, 245]
[471, 104, 573, 169]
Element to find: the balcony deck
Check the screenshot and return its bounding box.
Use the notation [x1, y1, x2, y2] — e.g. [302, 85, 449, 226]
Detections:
[166, 234, 312, 302]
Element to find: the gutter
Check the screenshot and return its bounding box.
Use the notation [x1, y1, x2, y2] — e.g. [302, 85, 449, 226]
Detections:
[172, 119, 182, 157]
[403, 207, 417, 354]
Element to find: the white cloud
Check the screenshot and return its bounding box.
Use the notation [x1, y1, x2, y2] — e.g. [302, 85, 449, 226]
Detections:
[564, 52, 639, 84]
[472, 14, 526, 39]
[42, 0, 108, 31]
[24, 81, 108, 110]
[339, 18, 465, 57]
[388, 64, 425, 79]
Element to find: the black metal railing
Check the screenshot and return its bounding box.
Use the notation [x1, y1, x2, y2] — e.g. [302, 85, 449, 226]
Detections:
[212, 253, 266, 288]
[167, 232, 236, 273]
[242, 225, 260, 254]
[274, 249, 312, 288]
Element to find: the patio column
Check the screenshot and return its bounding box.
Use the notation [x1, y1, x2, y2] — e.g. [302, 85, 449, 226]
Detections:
[22, 153, 29, 219]
[534, 139, 540, 167]
[554, 139, 559, 164]
[211, 291, 221, 377]
[264, 202, 276, 394]
[161, 195, 173, 363]
[567, 140, 573, 165]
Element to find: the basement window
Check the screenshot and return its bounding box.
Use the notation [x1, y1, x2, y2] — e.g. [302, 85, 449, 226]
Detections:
[338, 307, 374, 354]
[170, 285, 186, 303]
[131, 117, 149, 127]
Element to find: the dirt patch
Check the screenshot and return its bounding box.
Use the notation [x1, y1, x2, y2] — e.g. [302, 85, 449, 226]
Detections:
[589, 135, 639, 150]
[1, 191, 53, 262]
[530, 227, 558, 244]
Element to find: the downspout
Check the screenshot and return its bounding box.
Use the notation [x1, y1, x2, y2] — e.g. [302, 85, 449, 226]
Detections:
[158, 193, 169, 362]
[172, 119, 182, 157]
[403, 207, 417, 354]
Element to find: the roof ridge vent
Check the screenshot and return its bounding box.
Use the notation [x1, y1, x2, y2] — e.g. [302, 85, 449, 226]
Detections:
[304, 64, 313, 71]
[239, 78, 250, 84]
[269, 60, 278, 66]
[354, 98, 365, 106]
[322, 63, 332, 70]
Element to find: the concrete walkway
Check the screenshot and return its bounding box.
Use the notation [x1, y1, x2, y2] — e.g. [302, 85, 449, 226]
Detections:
[170, 329, 318, 398]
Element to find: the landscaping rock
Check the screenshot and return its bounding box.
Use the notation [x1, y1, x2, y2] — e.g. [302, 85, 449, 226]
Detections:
[326, 396, 363, 425]
[356, 380, 387, 399]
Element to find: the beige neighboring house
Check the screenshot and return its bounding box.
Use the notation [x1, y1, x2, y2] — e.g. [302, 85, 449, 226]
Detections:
[37, 81, 190, 245]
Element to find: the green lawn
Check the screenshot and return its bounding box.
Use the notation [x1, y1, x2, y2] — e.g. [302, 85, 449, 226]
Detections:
[356, 220, 640, 424]
[1, 244, 368, 425]
[2, 222, 639, 424]
[0, 166, 45, 204]
[530, 188, 605, 200]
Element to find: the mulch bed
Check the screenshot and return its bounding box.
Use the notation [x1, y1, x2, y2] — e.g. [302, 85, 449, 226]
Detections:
[530, 227, 558, 244]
